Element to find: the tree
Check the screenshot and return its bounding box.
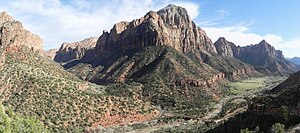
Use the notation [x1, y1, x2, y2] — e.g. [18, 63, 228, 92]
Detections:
[270, 123, 285, 133]
[278, 106, 289, 122]
[240, 128, 254, 133]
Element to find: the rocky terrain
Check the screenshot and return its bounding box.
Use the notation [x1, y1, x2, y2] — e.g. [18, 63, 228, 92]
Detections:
[54, 37, 98, 63]
[214, 37, 299, 75]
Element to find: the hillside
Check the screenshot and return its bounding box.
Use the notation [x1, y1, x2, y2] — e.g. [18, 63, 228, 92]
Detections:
[0, 104, 48, 132]
[208, 71, 300, 133]
[0, 11, 158, 132]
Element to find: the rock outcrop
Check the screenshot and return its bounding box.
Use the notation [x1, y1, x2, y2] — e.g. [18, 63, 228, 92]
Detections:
[0, 11, 43, 51]
[54, 37, 97, 63]
[90, 4, 216, 59]
[214, 37, 299, 75]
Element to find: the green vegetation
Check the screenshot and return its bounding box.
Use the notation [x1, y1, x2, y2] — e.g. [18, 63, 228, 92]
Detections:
[0, 46, 156, 132]
[226, 76, 285, 96]
[240, 128, 254, 133]
[67, 46, 220, 110]
[0, 104, 48, 132]
[227, 77, 266, 95]
[219, 98, 247, 118]
[278, 106, 289, 122]
[271, 123, 285, 133]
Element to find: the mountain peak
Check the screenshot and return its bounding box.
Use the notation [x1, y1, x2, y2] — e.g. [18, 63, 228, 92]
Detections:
[216, 37, 227, 42]
[0, 11, 14, 24]
[157, 4, 191, 26]
[158, 4, 188, 14]
[258, 40, 268, 45]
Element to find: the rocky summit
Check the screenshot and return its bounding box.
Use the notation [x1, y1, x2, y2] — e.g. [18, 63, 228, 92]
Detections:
[88, 4, 216, 61]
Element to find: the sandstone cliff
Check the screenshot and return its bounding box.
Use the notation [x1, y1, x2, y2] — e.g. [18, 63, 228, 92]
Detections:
[90, 4, 216, 60]
[54, 37, 97, 63]
[0, 11, 43, 51]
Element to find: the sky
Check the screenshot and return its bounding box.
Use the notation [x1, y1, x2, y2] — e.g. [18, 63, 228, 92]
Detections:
[0, 0, 299, 57]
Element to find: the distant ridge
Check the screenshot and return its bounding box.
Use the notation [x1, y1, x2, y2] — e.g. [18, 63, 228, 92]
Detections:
[214, 37, 299, 75]
[289, 57, 300, 65]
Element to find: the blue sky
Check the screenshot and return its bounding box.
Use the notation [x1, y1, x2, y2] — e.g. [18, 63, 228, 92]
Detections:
[0, 0, 299, 57]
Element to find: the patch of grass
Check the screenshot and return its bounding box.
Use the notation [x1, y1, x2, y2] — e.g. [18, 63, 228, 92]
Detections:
[227, 77, 266, 95]
[227, 76, 286, 96]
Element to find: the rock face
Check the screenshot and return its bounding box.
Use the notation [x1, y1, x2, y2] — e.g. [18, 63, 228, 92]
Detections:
[54, 37, 97, 63]
[91, 4, 216, 59]
[0, 11, 43, 51]
[214, 38, 299, 75]
[214, 37, 236, 57]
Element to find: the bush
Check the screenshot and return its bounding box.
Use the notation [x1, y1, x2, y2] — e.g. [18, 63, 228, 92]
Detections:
[270, 123, 285, 133]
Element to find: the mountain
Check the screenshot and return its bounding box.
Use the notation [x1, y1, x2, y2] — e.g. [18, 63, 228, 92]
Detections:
[62, 4, 260, 112]
[54, 37, 98, 63]
[0, 12, 158, 132]
[90, 4, 216, 57]
[289, 57, 300, 65]
[214, 37, 299, 75]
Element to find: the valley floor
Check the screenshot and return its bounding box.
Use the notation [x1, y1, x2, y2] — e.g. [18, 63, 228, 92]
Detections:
[93, 76, 286, 133]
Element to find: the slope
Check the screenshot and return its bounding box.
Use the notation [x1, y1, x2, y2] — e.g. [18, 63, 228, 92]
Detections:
[0, 12, 157, 132]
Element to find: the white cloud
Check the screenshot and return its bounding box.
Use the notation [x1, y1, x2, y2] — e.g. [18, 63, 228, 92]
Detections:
[0, 0, 199, 49]
[203, 25, 300, 58]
